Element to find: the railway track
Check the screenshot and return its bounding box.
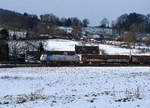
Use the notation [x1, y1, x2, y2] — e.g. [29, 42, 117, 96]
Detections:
[0, 63, 150, 68]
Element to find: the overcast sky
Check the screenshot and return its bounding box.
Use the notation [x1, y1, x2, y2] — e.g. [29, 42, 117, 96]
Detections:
[0, 0, 150, 25]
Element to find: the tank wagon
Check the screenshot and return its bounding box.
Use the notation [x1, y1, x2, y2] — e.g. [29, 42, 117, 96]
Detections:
[40, 54, 80, 63]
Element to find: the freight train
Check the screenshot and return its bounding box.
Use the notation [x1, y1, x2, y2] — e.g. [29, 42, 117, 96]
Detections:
[40, 54, 150, 65]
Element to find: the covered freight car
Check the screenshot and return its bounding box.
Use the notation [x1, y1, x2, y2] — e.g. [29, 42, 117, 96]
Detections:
[81, 54, 106, 64]
[106, 55, 130, 63]
[131, 56, 150, 64]
[81, 55, 130, 64]
[75, 45, 100, 54]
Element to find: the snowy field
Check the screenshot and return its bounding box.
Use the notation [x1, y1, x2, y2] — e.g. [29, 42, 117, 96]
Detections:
[99, 44, 139, 55]
[0, 67, 150, 108]
[45, 39, 150, 55]
[9, 39, 150, 55]
[45, 39, 79, 51]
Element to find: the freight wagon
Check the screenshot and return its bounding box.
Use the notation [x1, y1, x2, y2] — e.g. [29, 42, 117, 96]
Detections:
[81, 54, 106, 64]
[106, 55, 130, 63]
[40, 54, 80, 63]
[131, 56, 150, 64]
[75, 45, 100, 54]
[81, 55, 131, 64]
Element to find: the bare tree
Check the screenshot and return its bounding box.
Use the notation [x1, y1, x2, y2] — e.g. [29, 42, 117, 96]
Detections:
[116, 14, 128, 35]
[111, 20, 116, 35]
[130, 23, 144, 33]
[122, 32, 137, 49]
[100, 18, 109, 28]
[82, 19, 90, 27]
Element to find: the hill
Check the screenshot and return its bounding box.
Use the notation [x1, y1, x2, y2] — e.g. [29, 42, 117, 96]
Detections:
[0, 8, 39, 30]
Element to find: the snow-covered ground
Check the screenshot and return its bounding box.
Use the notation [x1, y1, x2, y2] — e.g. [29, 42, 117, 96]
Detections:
[99, 44, 146, 55]
[0, 67, 150, 108]
[45, 39, 150, 55]
[8, 39, 150, 55]
[45, 39, 79, 51]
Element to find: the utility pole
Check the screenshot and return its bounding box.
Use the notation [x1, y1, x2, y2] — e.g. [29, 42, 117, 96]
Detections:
[130, 46, 132, 57]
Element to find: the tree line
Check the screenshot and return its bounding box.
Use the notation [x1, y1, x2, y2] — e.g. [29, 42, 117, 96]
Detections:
[1, 8, 150, 35]
[0, 9, 89, 32]
[99, 13, 150, 34]
[40, 14, 89, 27]
[114, 13, 150, 34]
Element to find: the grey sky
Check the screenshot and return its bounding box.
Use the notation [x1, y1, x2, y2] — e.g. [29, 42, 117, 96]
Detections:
[0, 0, 150, 25]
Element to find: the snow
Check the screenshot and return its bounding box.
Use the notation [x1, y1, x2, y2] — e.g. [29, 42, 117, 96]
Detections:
[59, 27, 73, 33]
[45, 39, 79, 51]
[9, 31, 27, 40]
[0, 67, 150, 108]
[99, 44, 150, 55]
[99, 44, 139, 55]
[8, 39, 150, 55]
[45, 39, 150, 55]
[84, 27, 113, 35]
[9, 40, 43, 55]
[92, 34, 101, 38]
